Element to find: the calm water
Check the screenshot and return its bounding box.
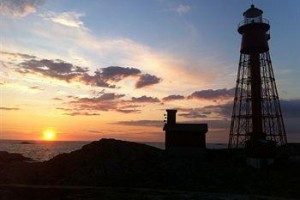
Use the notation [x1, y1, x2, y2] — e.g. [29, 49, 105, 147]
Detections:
[0, 140, 227, 162]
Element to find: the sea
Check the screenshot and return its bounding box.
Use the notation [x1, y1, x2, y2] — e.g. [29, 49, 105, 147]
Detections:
[0, 140, 227, 162]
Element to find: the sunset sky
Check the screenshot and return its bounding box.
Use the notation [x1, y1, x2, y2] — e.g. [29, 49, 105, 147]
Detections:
[1, 0, 299, 142]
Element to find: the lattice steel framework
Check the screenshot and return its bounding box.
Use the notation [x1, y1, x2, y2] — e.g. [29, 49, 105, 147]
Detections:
[228, 5, 287, 148]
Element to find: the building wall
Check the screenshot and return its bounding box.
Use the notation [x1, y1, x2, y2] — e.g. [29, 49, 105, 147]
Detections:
[165, 131, 206, 149]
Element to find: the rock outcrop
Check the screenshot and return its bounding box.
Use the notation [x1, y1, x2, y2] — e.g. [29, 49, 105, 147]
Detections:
[0, 151, 33, 163]
[0, 139, 299, 198]
[40, 139, 165, 186]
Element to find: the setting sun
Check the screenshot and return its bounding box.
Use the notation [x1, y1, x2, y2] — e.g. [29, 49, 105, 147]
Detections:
[42, 129, 56, 141]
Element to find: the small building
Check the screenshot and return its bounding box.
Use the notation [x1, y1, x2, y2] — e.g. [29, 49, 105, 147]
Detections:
[163, 109, 208, 151]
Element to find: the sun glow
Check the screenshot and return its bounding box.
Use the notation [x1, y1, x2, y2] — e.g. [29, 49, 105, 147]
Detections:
[42, 129, 56, 141]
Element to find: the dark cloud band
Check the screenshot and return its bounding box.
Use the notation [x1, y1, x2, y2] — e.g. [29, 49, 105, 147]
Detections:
[188, 88, 235, 100]
[13, 53, 161, 89]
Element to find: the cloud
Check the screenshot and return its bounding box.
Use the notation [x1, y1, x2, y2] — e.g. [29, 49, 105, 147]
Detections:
[15, 55, 161, 89]
[0, 82, 44, 94]
[2, 6, 216, 96]
[56, 107, 73, 111]
[162, 95, 185, 102]
[188, 88, 235, 101]
[0, 0, 43, 18]
[101, 66, 141, 81]
[199, 99, 300, 120]
[30, 85, 44, 91]
[56, 107, 101, 116]
[175, 4, 191, 15]
[63, 112, 100, 116]
[131, 95, 160, 103]
[202, 119, 231, 129]
[171, 119, 230, 130]
[178, 108, 208, 119]
[74, 93, 125, 103]
[115, 120, 163, 127]
[69, 93, 125, 112]
[53, 97, 63, 101]
[281, 99, 300, 118]
[67, 93, 158, 114]
[199, 103, 232, 118]
[195, 98, 300, 120]
[88, 130, 102, 134]
[19, 58, 88, 82]
[193, 99, 300, 140]
[24, 59, 88, 74]
[80, 72, 115, 88]
[176, 103, 232, 120]
[71, 100, 118, 112]
[285, 118, 300, 139]
[44, 11, 85, 29]
[166, 99, 300, 142]
[135, 74, 161, 88]
[116, 104, 142, 114]
[0, 51, 36, 60]
[0, 107, 20, 110]
[82, 67, 160, 89]
[115, 109, 141, 114]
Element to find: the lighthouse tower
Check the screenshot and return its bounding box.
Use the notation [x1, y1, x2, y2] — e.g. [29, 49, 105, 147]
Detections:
[228, 5, 287, 148]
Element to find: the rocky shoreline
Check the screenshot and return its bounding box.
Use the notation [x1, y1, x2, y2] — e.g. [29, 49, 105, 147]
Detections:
[0, 139, 299, 199]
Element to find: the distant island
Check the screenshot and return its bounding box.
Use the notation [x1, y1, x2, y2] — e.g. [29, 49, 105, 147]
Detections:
[0, 139, 299, 199]
[19, 141, 34, 144]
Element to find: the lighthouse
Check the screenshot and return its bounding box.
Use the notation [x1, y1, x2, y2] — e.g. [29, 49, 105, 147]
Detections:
[228, 5, 287, 149]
